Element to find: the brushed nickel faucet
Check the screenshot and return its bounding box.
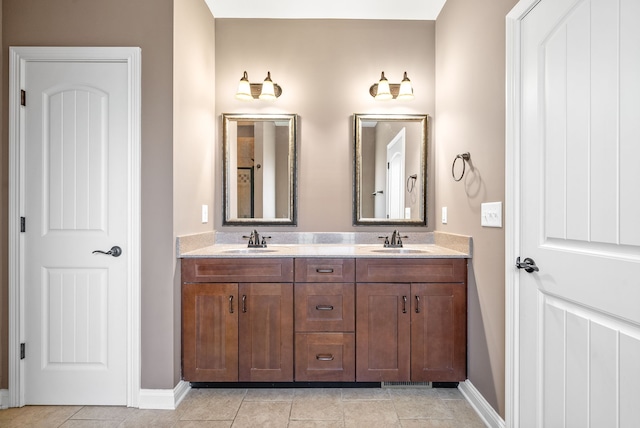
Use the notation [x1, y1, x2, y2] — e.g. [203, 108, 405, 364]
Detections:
[379, 230, 408, 248]
[243, 230, 271, 248]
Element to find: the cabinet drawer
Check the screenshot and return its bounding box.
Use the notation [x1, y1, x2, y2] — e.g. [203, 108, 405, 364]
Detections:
[295, 333, 355, 381]
[294, 258, 355, 282]
[182, 258, 293, 283]
[356, 258, 466, 283]
[295, 283, 355, 332]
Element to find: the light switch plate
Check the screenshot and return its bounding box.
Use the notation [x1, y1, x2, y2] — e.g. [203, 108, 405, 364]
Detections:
[442, 207, 448, 224]
[481, 202, 502, 227]
[201, 204, 208, 223]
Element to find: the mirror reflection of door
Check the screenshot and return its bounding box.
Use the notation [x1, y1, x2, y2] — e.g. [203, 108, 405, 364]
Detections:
[386, 129, 406, 219]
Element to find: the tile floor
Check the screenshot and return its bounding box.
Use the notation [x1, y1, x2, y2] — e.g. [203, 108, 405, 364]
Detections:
[0, 387, 487, 427]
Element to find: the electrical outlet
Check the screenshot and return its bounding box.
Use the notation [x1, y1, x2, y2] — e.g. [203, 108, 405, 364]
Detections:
[201, 205, 208, 223]
[481, 202, 502, 227]
[442, 207, 448, 224]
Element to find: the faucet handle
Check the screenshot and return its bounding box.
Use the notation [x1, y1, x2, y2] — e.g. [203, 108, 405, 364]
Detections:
[396, 235, 409, 246]
[261, 236, 272, 246]
[378, 236, 390, 246]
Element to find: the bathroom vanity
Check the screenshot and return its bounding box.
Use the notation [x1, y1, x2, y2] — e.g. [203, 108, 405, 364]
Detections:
[180, 239, 469, 385]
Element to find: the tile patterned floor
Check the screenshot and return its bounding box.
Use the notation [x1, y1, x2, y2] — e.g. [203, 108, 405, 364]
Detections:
[0, 387, 487, 427]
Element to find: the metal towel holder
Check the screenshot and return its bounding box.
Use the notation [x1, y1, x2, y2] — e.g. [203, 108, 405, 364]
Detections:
[452, 152, 471, 182]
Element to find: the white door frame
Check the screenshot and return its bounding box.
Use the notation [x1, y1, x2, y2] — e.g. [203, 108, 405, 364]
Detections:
[505, 0, 540, 426]
[8, 46, 141, 408]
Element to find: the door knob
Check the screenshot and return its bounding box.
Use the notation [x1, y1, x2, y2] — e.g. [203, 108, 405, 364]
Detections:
[92, 246, 122, 257]
[516, 256, 539, 273]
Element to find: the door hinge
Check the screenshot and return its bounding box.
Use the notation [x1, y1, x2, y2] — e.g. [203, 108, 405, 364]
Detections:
[20, 343, 25, 360]
[20, 216, 26, 233]
[20, 90, 26, 107]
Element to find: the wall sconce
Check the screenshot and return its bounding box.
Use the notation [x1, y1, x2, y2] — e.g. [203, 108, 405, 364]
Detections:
[235, 71, 282, 101]
[369, 71, 414, 101]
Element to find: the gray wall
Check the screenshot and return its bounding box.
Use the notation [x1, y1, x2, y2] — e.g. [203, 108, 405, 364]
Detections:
[435, 0, 519, 417]
[214, 19, 436, 232]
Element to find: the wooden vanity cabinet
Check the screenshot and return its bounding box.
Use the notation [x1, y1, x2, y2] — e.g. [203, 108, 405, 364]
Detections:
[182, 282, 238, 382]
[294, 258, 356, 381]
[355, 258, 467, 382]
[181, 258, 294, 382]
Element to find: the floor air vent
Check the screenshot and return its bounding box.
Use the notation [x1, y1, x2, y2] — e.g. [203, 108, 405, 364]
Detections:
[381, 381, 431, 388]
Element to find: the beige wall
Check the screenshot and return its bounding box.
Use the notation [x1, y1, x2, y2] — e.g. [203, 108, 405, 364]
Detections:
[435, 0, 518, 417]
[173, 0, 216, 385]
[214, 19, 436, 232]
[0, 0, 177, 389]
[0, 2, 516, 413]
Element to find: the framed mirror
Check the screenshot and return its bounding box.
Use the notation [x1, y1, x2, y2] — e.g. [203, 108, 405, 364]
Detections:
[223, 113, 297, 225]
[353, 114, 428, 226]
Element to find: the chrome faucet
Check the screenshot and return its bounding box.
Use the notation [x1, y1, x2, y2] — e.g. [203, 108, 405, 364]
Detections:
[243, 229, 270, 248]
[379, 230, 408, 248]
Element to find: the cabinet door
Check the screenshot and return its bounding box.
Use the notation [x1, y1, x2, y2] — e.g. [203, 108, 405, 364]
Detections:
[239, 283, 294, 382]
[411, 283, 466, 381]
[182, 283, 238, 382]
[356, 283, 411, 382]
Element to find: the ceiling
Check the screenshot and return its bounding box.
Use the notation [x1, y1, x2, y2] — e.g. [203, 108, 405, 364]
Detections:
[204, 0, 447, 20]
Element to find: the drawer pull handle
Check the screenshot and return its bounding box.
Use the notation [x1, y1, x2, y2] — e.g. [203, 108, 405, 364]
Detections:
[229, 295, 234, 314]
[316, 354, 334, 361]
[402, 296, 407, 314]
[316, 305, 334, 311]
[415, 295, 420, 314]
[316, 268, 334, 274]
[242, 295, 247, 313]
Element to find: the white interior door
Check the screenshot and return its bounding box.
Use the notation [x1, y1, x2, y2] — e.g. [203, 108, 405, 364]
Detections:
[386, 128, 405, 219]
[21, 56, 131, 405]
[510, 0, 640, 426]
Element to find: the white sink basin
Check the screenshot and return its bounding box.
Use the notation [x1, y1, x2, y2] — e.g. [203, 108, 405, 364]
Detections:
[222, 248, 279, 254]
[371, 248, 432, 254]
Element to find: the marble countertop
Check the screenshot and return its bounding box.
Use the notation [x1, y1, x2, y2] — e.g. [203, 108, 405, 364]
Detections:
[179, 243, 469, 259]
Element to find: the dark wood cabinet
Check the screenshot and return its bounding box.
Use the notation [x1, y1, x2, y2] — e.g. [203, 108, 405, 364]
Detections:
[182, 258, 294, 382]
[355, 283, 411, 381]
[182, 282, 238, 382]
[355, 258, 467, 382]
[182, 256, 467, 384]
[238, 282, 293, 382]
[410, 282, 467, 381]
[294, 258, 356, 381]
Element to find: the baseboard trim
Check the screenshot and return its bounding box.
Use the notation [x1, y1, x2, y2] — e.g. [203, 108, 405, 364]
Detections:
[0, 389, 9, 409]
[458, 380, 505, 428]
[138, 381, 191, 410]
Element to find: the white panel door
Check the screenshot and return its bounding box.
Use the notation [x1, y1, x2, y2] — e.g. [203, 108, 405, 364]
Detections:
[386, 128, 406, 219]
[23, 60, 129, 405]
[517, 0, 640, 426]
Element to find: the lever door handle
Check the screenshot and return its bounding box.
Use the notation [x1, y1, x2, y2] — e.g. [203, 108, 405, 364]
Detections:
[92, 246, 122, 257]
[516, 257, 539, 273]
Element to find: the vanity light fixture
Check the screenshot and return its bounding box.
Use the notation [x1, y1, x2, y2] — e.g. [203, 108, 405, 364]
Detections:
[235, 71, 282, 101]
[369, 71, 414, 101]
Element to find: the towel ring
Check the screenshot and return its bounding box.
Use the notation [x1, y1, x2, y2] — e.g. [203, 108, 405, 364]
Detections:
[452, 152, 471, 182]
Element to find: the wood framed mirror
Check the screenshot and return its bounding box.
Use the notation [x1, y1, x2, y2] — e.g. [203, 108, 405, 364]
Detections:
[222, 113, 297, 225]
[353, 113, 428, 226]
